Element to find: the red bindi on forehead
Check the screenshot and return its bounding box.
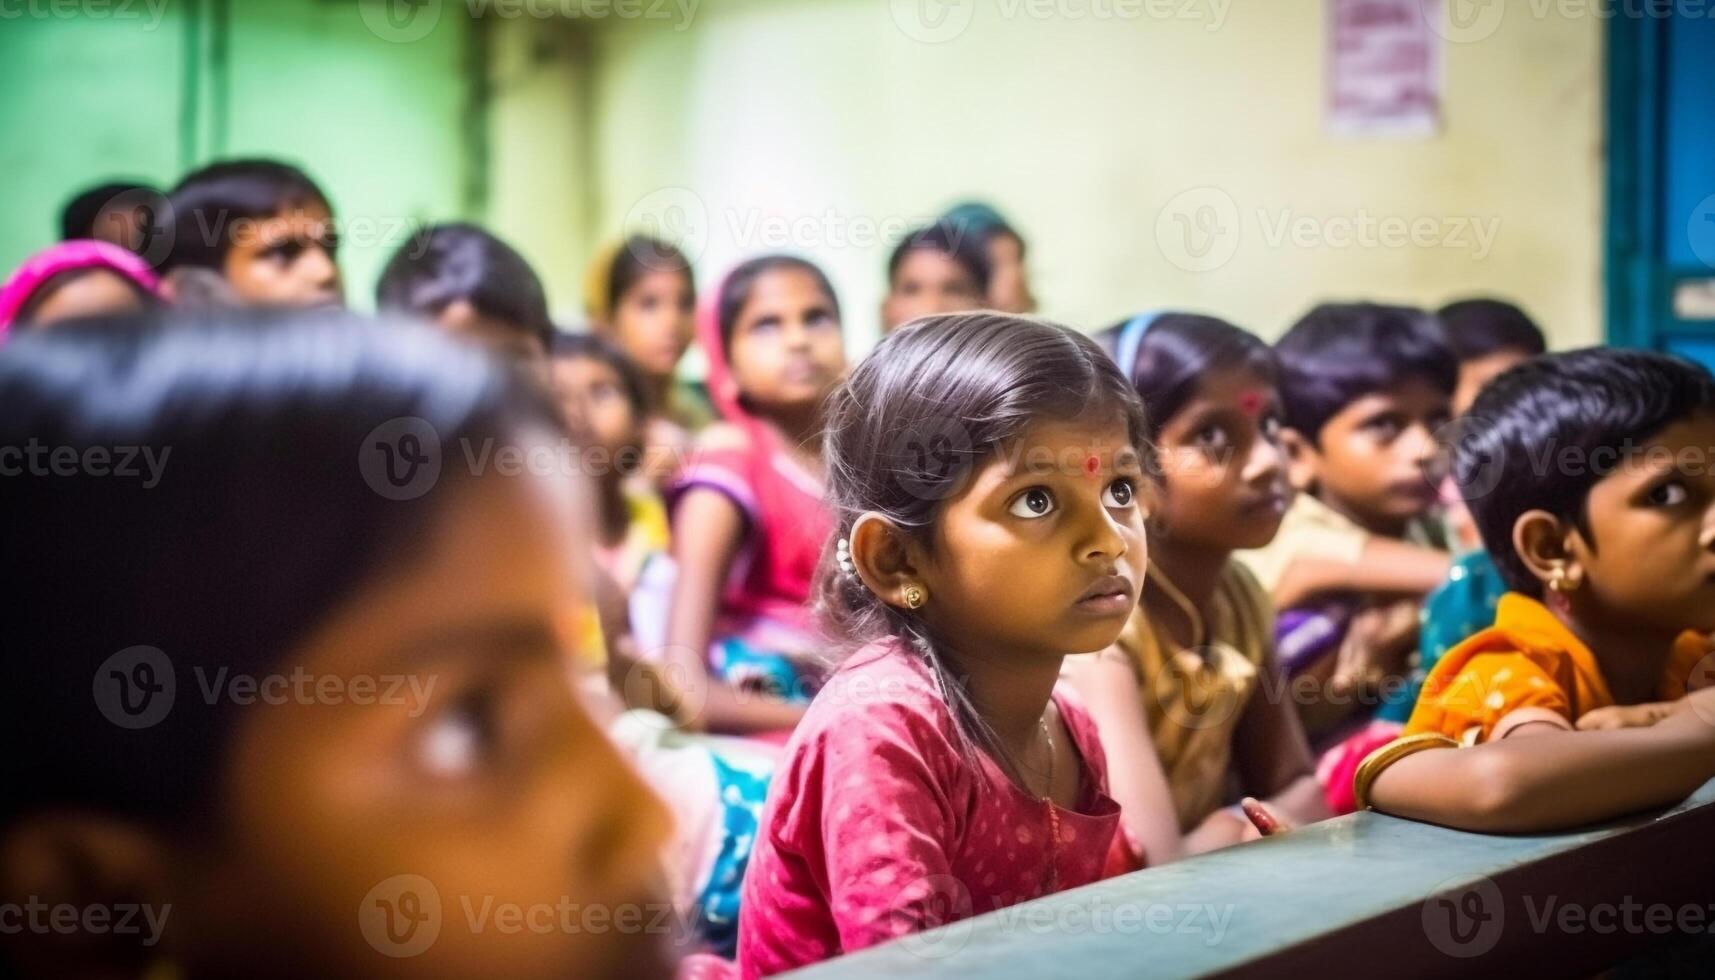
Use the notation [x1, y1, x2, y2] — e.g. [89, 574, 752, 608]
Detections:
[1084, 454, 1101, 477]
[1238, 389, 1267, 418]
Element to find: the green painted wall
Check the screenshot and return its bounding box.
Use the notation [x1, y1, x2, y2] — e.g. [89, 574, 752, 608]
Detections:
[0, 0, 481, 309]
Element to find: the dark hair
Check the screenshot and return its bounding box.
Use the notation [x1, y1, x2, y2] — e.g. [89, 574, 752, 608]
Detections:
[886, 221, 991, 295]
[376, 223, 553, 348]
[60, 180, 157, 242]
[715, 254, 841, 354]
[1456, 348, 1715, 596]
[0, 312, 564, 826]
[607, 235, 693, 317]
[1436, 298, 1548, 361]
[1275, 302, 1457, 441]
[818, 312, 1146, 759]
[941, 202, 1025, 258]
[158, 159, 332, 273]
[1102, 312, 1277, 442]
[549, 331, 650, 420]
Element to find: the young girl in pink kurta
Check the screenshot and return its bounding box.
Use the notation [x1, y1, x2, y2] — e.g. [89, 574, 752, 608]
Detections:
[661, 256, 846, 736]
[736, 313, 1158, 977]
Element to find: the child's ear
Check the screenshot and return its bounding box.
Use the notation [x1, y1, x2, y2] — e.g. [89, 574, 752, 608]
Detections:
[1279, 427, 1320, 493]
[848, 513, 926, 610]
[1513, 509, 1585, 592]
[0, 811, 176, 976]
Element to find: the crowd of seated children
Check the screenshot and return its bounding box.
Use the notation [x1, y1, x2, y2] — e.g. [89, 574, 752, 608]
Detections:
[14, 152, 1715, 980]
[1, 160, 341, 337]
[879, 220, 989, 333]
[1235, 302, 1455, 812]
[1068, 312, 1329, 865]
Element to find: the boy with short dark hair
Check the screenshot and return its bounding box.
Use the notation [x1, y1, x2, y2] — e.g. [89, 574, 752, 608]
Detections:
[1437, 297, 1547, 416]
[1237, 302, 1456, 809]
[1360, 348, 1715, 830]
[160, 159, 342, 309]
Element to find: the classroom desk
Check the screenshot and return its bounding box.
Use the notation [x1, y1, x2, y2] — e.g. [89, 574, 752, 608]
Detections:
[790, 779, 1715, 978]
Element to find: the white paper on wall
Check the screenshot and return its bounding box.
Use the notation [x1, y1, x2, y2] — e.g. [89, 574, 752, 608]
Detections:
[1327, 0, 1443, 138]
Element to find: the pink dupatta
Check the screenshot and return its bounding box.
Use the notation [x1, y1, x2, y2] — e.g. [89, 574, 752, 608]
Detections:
[669, 269, 834, 632]
[0, 240, 162, 341]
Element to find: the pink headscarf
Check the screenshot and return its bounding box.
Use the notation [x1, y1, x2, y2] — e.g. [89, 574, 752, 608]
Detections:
[677, 261, 836, 628]
[696, 268, 749, 426]
[0, 240, 162, 341]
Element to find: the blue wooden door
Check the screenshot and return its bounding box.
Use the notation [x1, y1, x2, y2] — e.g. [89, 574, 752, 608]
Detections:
[1608, 13, 1715, 364]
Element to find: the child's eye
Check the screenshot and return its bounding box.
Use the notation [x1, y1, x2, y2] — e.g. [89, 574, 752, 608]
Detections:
[1194, 425, 1232, 454]
[1261, 414, 1283, 441]
[1103, 479, 1136, 508]
[1363, 415, 1403, 441]
[1647, 480, 1690, 508]
[1008, 487, 1056, 519]
[418, 692, 496, 778]
[261, 242, 300, 265]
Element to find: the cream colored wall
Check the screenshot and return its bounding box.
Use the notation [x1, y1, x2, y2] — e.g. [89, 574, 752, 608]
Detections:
[488, 17, 601, 323]
[571, 0, 1603, 350]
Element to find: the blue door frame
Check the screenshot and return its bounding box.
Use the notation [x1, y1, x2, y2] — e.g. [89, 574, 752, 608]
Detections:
[1607, 12, 1715, 363]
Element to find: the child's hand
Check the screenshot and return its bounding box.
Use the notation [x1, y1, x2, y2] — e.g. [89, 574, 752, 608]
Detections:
[1576, 701, 1679, 731]
[1330, 599, 1418, 697]
[1237, 797, 1294, 840]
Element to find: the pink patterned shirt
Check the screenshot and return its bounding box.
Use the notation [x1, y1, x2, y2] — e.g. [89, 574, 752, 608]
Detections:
[736, 640, 1124, 978]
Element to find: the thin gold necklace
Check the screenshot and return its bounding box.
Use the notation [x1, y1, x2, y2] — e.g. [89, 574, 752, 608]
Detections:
[1146, 559, 1208, 649]
[1039, 714, 1060, 894]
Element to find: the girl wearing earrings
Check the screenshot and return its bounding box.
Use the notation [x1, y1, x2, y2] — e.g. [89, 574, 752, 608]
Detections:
[737, 313, 1153, 977]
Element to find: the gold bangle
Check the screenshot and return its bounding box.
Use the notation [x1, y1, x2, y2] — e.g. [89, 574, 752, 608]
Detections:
[1353, 733, 1461, 811]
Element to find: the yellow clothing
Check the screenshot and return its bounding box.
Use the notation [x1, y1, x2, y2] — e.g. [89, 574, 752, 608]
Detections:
[579, 487, 670, 671]
[597, 485, 670, 596]
[1404, 593, 1710, 745]
[1116, 561, 1275, 830]
[1236, 493, 1370, 594]
[1236, 492, 1443, 596]
[572, 604, 608, 671]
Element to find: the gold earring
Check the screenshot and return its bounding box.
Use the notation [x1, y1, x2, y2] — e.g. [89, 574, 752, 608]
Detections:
[1549, 567, 1580, 593]
[904, 585, 926, 609]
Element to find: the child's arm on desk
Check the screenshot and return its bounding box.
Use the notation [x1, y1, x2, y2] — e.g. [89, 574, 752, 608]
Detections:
[1367, 689, 1715, 833]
